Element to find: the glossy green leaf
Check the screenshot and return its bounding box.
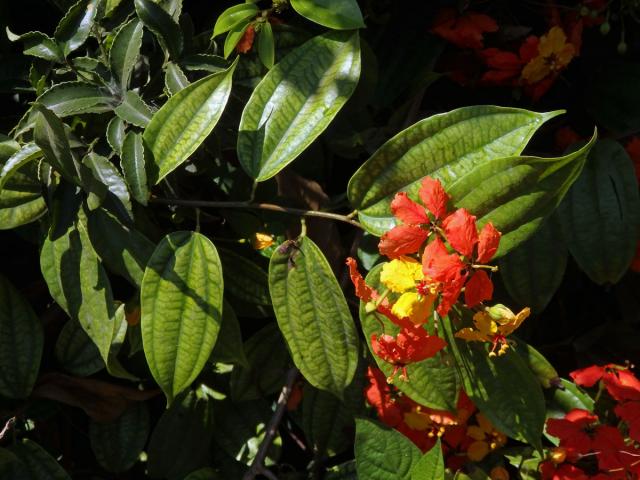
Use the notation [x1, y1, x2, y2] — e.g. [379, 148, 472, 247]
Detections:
[90, 402, 149, 473]
[115, 91, 154, 128]
[143, 61, 236, 184]
[8, 30, 64, 62]
[9, 439, 70, 480]
[326, 461, 358, 479]
[291, 0, 365, 29]
[106, 116, 126, 155]
[355, 418, 421, 480]
[134, 0, 183, 59]
[557, 139, 640, 284]
[165, 62, 189, 95]
[547, 378, 595, 415]
[141, 231, 224, 403]
[38, 82, 115, 117]
[219, 248, 271, 305]
[147, 390, 214, 479]
[349, 107, 563, 232]
[83, 152, 132, 219]
[238, 30, 360, 181]
[212, 3, 259, 38]
[269, 237, 358, 398]
[512, 339, 559, 389]
[0, 143, 42, 192]
[210, 301, 248, 367]
[360, 264, 459, 410]
[410, 439, 444, 480]
[86, 207, 154, 287]
[230, 323, 290, 401]
[121, 131, 149, 205]
[223, 21, 252, 59]
[498, 217, 567, 313]
[54, 0, 100, 55]
[55, 319, 104, 376]
[110, 19, 144, 89]
[440, 313, 545, 449]
[33, 104, 79, 182]
[257, 22, 274, 69]
[0, 196, 47, 230]
[0, 274, 43, 399]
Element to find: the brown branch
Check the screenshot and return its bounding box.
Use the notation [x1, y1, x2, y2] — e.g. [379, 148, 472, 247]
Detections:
[150, 197, 363, 229]
[242, 367, 300, 480]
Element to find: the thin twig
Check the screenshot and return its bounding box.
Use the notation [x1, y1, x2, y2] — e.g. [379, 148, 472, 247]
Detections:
[242, 367, 300, 480]
[150, 197, 364, 229]
[0, 417, 16, 441]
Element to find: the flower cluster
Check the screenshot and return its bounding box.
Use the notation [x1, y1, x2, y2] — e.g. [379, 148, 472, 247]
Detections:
[540, 364, 640, 478]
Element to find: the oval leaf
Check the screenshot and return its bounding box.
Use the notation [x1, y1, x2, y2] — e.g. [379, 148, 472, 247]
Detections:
[106, 116, 126, 155]
[143, 62, 236, 184]
[115, 90, 154, 128]
[54, 0, 100, 55]
[165, 61, 189, 95]
[238, 30, 361, 181]
[0, 143, 42, 192]
[141, 231, 224, 403]
[269, 237, 358, 398]
[38, 82, 115, 117]
[9, 439, 70, 480]
[0, 274, 44, 399]
[410, 439, 444, 480]
[121, 131, 149, 205]
[291, 0, 365, 30]
[213, 3, 259, 38]
[55, 319, 104, 376]
[257, 22, 274, 70]
[110, 19, 144, 89]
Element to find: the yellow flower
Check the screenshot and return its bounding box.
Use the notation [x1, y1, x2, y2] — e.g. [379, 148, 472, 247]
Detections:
[252, 232, 274, 250]
[380, 257, 423, 293]
[455, 305, 530, 356]
[391, 292, 435, 325]
[521, 26, 575, 84]
[466, 413, 507, 462]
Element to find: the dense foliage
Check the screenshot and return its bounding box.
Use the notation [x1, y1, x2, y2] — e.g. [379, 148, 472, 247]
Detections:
[1, 0, 640, 478]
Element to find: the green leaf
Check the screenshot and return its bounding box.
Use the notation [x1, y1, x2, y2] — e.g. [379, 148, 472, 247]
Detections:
[165, 61, 189, 95]
[411, 439, 444, 480]
[257, 22, 274, 70]
[326, 460, 358, 479]
[55, 319, 104, 376]
[360, 264, 459, 410]
[512, 339, 559, 389]
[223, 21, 252, 59]
[547, 378, 594, 415]
[212, 3, 259, 38]
[141, 231, 224, 403]
[8, 439, 70, 480]
[115, 91, 154, 128]
[147, 390, 214, 479]
[54, 0, 100, 55]
[86, 207, 154, 287]
[269, 237, 358, 398]
[83, 152, 132, 220]
[230, 323, 290, 401]
[238, 30, 361, 181]
[0, 196, 47, 230]
[7, 30, 64, 62]
[183, 468, 223, 480]
[0, 143, 42, 192]
[33, 104, 79, 182]
[38, 82, 115, 118]
[106, 116, 126, 155]
[0, 449, 30, 480]
[0, 274, 43, 399]
[290, 0, 365, 29]
[219, 248, 271, 305]
[210, 301, 248, 367]
[355, 418, 422, 480]
[143, 61, 236, 185]
[440, 313, 545, 449]
[557, 139, 640, 284]
[90, 402, 149, 473]
[110, 19, 144, 89]
[121, 131, 149, 205]
[348, 107, 563, 233]
[134, 0, 183, 59]
[498, 217, 567, 313]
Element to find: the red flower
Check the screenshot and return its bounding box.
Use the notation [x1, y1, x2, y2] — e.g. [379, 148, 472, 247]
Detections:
[379, 225, 430, 259]
[570, 364, 640, 402]
[432, 8, 498, 50]
[546, 409, 598, 455]
[615, 401, 640, 442]
[442, 209, 478, 258]
[364, 366, 404, 427]
[540, 462, 589, 480]
[476, 222, 501, 263]
[464, 270, 493, 307]
[236, 24, 255, 53]
[591, 425, 638, 474]
[419, 177, 450, 221]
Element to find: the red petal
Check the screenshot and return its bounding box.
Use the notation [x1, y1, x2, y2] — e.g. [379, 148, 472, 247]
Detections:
[236, 25, 255, 53]
[418, 177, 450, 220]
[464, 270, 493, 307]
[442, 208, 479, 257]
[592, 425, 631, 472]
[422, 237, 465, 284]
[476, 222, 501, 263]
[396, 327, 447, 362]
[346, 257, 375, 302]
[614, 401, 640, 442]
[391, 192, 429, 225]
[603, 369, 640, 402]
[436, 275, 465, 317]
[546, 411, 595, 455]
[519, 36, 540, 63]
[569, 365, 605, 387]
[379, 225, 429, 259]
[480, 48, 523, 70]
[364, 366, 404, 427]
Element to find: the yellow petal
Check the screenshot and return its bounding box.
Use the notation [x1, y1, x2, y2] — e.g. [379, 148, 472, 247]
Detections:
[252, 232, 274, 250]
[540, 26, 567, 56]
[403, 411, 432, 431]
[455, 328, 489, 343]
[467, 440, 490, 461]
[473, 312, 498, 336]
[498, 307, 530, 336]
[391, 292, 434, 325]
[467, 425, 486, 441]
[521, 56, 549, 84]
[380, 258, 423, 293]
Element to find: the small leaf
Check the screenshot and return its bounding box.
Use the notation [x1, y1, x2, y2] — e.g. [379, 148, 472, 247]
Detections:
[355, 418, 422, 480]
[269, 237, 358, 398]
[9, 439, 70, 480]
[141, 231, 224, 403]
[134, 0, 183, 59]
[54, 0, 100, 55]
[219, 248, 271, 305]
[548, 378, 595, 415]
[115, 91, 154, 128]
[33, 104, 79, 182]
[213, 3, 259, 38]
[0, 143, 42, 192]
[8, 30, 64, 62]
[143, 62, 236, 184]
[165, 61, 189, 95]
[291, 0, 365, 30]
[121, 131, 149, 205]
[83, 152, 132, 220]
[410, 439, 444, 480]
[0, 275, 44, 399]
[55, 319, 104, 376]
[110, 19, 144, 89]
[557, 139, 640, 284]
[38, 82, 115, 118]
[238, 30, 361, 181]
[257, 22, 274, 69]
[210, 301, 248, 367]
[90, 402, 150, 473]
[106, 116, 126, 155]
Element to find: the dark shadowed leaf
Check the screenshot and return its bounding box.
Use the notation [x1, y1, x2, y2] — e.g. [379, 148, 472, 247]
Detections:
[9, 439, 70, 480]
[134, 0, 183, 59]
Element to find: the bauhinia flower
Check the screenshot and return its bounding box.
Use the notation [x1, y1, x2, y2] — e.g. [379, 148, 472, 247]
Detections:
[431, 8, 498, 50]
[380, 257, 436, 324]
[521, 26, 576, 87]
[455, 304, 530, 356]
[466, 413, 507, 461]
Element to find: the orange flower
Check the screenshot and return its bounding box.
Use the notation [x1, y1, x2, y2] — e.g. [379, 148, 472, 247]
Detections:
[521, 27, 575, 85]
[236, 24, 255, 54]
[432, 8, 498, 50]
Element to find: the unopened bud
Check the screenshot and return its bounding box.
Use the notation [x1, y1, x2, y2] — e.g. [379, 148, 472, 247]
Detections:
[486, 304, 514, 322]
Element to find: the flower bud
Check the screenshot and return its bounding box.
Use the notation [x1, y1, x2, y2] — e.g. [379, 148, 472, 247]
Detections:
[486, 304, 515, 322]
